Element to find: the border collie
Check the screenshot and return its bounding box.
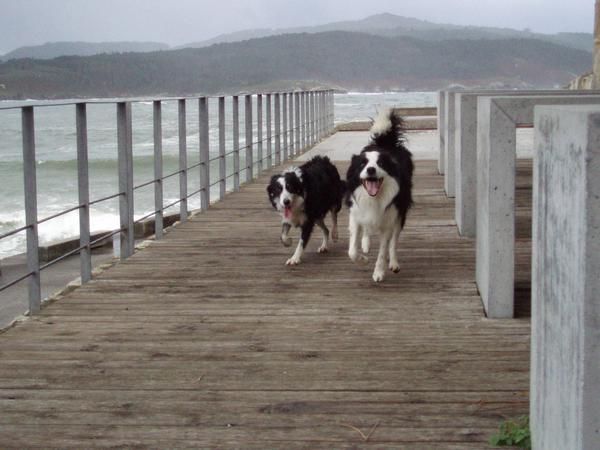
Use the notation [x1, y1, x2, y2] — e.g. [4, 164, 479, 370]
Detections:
[345, 109, 414, 282]
[267, 156, 345, 266]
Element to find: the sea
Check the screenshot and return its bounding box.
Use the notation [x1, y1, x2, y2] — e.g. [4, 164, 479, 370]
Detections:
[0, 92, 436, 258]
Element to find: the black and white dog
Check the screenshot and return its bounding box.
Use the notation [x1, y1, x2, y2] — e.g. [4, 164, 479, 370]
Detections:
[267, 156, 345, 265]
[346, 109, 414, 282]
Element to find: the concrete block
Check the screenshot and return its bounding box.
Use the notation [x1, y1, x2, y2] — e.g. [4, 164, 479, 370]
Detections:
[531, 105, 600, 450]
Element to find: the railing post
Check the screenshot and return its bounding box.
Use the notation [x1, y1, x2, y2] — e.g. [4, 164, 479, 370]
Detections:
[266, 94, 272, 168]
[317, 91, 322, 140]
[178, 99, 188, 223]
[316, 91, 321, 141]
[295, 92, 301, 154]
[153, 100, 164, 239]
[319, 91, 325, 140]
[199, 97, 209, 209]
[245, 94, 253, 181]
[326, 91, 330, 132]
[288, 92, 294, 157]
[282, 93, 288, 162]
[330, 90, 335, 132]
[324, 91, 327, 134]
[301, 92, 306, 150]
[21, 106, 41, 313]
[233, 96, 240, 191]
[306, 92, 310, 146]
[257, 94, 263, 172]
[309, 92, 316, 146]
[274, 93, 281, 165]
[218, 97, 226, 199]
[117, 102, 134, 260]
[75, 103, 91, 283]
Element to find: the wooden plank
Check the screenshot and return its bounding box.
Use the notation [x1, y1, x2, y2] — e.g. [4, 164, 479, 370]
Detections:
[0, 159, 531, 447]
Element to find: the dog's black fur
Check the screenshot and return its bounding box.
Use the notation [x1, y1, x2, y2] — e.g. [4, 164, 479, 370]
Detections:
[267, 156, 345, 265]
[346, 112, 414, 227]
[345, 109, 414, 281]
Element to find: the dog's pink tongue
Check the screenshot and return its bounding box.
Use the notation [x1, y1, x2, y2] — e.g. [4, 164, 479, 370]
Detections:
[365, 180, 381, 196]
[284, 206, 292, 219]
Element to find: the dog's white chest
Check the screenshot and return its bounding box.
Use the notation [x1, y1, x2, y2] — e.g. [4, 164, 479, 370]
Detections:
[349, 182, 399, 233]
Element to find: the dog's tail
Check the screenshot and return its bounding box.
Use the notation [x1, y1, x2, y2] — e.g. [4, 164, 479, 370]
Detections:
[369, 108, 406, 150]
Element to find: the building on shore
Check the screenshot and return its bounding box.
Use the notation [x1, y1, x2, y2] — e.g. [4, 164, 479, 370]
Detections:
[568, 1, 600, 89]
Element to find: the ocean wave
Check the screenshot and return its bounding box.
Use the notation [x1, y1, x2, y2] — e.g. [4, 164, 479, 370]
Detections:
[0, 218, 24, 233]
[1, 154, 188, 173]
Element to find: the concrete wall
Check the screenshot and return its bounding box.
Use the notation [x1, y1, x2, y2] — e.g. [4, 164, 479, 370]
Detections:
[532, 105, 600, 449]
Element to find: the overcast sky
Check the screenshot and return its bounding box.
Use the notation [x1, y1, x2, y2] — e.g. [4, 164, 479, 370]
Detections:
[0, 0, 594, 54]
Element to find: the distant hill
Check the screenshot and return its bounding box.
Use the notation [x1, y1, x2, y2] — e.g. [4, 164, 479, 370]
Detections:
[179, 13, 593, 53]
[2, 13, 591, 62]
[1, 41, 169, 61]
[0, 31, 592, 99]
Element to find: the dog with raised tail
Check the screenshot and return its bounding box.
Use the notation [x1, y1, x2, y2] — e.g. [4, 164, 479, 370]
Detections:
[267, 156, 345, 266]
[345, 109, 414, 282]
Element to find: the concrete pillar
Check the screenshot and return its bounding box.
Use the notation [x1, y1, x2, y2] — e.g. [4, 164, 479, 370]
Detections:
[475, 96, 516, 318]
[531, 105, 600, 450]
[444, 91, 456, 197]
[437, 91, 445, 174]
[454, 93, 478, 236]
[594, 1, 600, 89]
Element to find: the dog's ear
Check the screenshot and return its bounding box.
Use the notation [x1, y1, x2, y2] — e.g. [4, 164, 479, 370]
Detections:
[346, 154, 362, 181]
[267, 175, 278, 193]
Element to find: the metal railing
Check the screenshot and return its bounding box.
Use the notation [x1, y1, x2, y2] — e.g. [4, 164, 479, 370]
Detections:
[0, 89, 336, 314]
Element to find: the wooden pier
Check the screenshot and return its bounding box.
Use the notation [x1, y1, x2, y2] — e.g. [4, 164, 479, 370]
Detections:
[0, 158, 531, 448]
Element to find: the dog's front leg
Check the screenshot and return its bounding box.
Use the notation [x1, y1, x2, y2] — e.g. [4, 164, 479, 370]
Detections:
[330, 208, 339, 242]
[373, 230, 392, 282]
[361, 230, 370, 254]
[286, 220, 314, 266]
[388, 223, 401, 273]
[348, 214, 367, 263]
[281, 223, 292, 247]
[316, 219, 330, 253]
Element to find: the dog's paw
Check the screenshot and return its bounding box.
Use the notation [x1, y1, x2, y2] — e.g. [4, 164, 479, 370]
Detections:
[281, 236, 293, 247]
[318, 244, 329, 253]
[389, 261, 400, 273]
[372, 269, 385, 282]
[285, 256, 301, 266]
[361, 236, 370, 254]
[348, 249, 368, 263]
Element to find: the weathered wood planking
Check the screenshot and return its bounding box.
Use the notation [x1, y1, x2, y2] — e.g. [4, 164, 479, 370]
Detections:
[0, 160, 531, 449]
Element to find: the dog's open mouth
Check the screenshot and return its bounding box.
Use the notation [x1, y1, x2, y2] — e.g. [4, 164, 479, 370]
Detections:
[284, 206, 292, 219]
[362, 177, 384, 197]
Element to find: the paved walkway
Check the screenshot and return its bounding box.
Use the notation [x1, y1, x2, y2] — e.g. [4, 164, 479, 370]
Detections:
[0, 131, 531, 447]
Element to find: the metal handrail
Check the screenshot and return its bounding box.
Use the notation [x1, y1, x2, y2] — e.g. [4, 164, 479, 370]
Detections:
[0, 89, 336, 315]
[0, 90, 326, 111]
